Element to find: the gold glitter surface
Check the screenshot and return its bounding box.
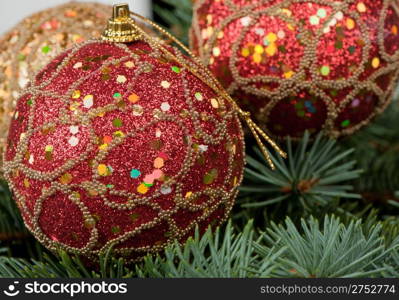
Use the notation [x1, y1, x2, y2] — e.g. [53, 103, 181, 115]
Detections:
[0, 2, 111, 175]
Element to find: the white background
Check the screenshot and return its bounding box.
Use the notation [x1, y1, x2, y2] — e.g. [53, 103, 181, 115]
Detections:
[0, 0, 152, 34]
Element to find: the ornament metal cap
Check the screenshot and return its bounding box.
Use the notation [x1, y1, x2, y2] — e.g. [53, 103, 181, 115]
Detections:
[101, 3, 140, 43]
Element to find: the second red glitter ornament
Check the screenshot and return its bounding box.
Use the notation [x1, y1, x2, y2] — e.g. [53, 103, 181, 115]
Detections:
[190, 0, 399, 138]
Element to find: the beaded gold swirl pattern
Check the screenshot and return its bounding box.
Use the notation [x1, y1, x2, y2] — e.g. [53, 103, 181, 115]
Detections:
[0, 2, 111, 174]
[3, 34, 245, 262]
[190, 0, 399, 138]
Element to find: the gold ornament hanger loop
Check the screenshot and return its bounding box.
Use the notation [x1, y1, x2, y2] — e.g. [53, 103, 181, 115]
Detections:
[101, 4, 287, 169]
[101, 4, 141, 42]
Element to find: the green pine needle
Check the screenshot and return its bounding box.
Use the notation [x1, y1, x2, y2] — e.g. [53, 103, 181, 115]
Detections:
[0, 221, 274, 278]
[0, 180, 28, 240]
[255, 215, 399, 278]
[1, 215, 397, 278]
[344, 102, 399, 195]
[241, 132, 362, 211]
[154, 0, 193, 46]
[134, 221, 278, 278]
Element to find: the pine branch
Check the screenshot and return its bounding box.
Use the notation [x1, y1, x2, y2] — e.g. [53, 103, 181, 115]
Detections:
[254, 215, 398, 278]
[0, 248, 132, 278]
[1, 215, 397, 278]
[0, 222, 276, 278]
[382, 247, 399, 277]
[0, 180, 27, 239]
[153, 0, 192, 46]
[240, 132, 362, 216]
[134, 221, 279, 278]
[0, 180, 44, 262]
[343, 102, 399, 199]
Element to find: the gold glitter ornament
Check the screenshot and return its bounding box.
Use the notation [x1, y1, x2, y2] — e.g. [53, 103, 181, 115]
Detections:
[0, 2, 112, 174]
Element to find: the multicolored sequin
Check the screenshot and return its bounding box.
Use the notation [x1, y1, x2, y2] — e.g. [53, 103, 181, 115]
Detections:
[0, 2, 111, 174]
[3, 39, 245, 263]
[190, 0, 399, 138]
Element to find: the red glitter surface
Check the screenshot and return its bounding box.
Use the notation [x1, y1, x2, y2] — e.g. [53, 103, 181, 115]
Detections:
[4, 40, 245, 261]
[191, 0, 399, 138]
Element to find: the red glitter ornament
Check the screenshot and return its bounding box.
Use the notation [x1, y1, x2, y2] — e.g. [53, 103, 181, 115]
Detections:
[190, 0, 399, 138]
[3, 37, 245, 262]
